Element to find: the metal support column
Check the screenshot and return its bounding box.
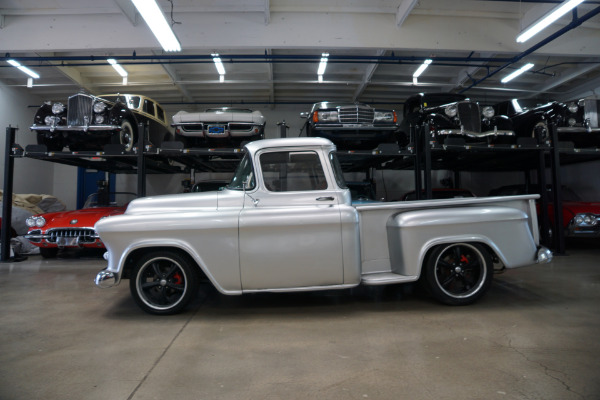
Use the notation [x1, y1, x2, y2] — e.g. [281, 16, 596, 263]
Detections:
[277, 121, 288, 138]
[1, 126, 16, 261]
[412, 125, 422, 199]
[537, 148, 551, 248]
[137, 122, 147, 197]
[423, 124, 433, 200]
[549, 124, 565, 254]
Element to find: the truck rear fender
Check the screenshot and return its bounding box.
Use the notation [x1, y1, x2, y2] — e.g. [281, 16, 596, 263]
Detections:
[386, 206, 538, 277]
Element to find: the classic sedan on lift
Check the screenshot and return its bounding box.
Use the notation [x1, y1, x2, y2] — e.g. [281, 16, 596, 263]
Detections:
[31, 93, 172, 152]
[172, 107, 265, 148]
[24, 192, 136, 258]
[300, 102, 399, 149]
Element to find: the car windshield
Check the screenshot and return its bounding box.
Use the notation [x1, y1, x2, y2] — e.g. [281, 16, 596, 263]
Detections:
[83, 192, 137, 208]
[227, 153, 255, 190]
[100, 95, 141, 109]
[421, 94, 467, 108]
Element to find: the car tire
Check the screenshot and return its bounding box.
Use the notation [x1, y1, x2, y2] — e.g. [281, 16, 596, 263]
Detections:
[129, 250, 199, 315]
[423, 242, 493, 306]
[40, 248, 59, 258]
[112, 120, 136, 152]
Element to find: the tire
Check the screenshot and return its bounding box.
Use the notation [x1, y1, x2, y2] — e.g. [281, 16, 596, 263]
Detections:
[423, 242, 493, 306]
[129, 250, 199, 315]
[111, 120, 136, 152]
[40, 248, 59, 258]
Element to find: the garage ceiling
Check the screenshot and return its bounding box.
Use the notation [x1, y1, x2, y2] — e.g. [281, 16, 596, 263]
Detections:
[1, 0, 600, 113]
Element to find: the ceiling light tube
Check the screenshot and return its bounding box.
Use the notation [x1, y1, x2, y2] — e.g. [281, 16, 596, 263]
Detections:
[7, 59, 40, 79]
[317, 53, 329, 76]
[318, 75, 323, 83]
[107, 59, 128, 77]
[516, 0, 585, 43]
[413, 59, 432, 78]
[212, 54, 226, 75]
[501, 63, 535, 83]
[131, 0, 181, 52]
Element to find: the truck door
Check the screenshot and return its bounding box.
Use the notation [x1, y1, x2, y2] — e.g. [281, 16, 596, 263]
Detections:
[239, 149, 344, 290]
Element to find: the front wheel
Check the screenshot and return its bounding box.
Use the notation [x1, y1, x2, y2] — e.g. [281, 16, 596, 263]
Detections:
[111, 120, 136, 152]
[423, 242, 493, 306]
[129, 250, 199, 315]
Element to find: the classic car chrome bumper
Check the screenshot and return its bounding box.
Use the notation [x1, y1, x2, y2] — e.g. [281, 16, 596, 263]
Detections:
[437, 129, 515, 138]
[95, 269, 117, 288]
[557, 126, 600, 133]
[313, 124, 398, 131]
[536, 246, 553, 264]
[31, 124, 120, 132]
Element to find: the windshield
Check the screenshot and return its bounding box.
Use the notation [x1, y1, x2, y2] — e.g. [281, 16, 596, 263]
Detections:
[227, 153, 255, 190]
[329, 152, 347, 189]
[84, 192, 136, 208]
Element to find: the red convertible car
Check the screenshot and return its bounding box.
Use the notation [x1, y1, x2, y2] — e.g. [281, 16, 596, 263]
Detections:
[489, 185, 599, 238]
[25, 192, 136, 258]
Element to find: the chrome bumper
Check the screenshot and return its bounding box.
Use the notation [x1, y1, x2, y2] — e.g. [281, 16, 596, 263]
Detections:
[536, 246, 553, 264]
[95, 269, 117, 288]
[31, 124, 120, 132]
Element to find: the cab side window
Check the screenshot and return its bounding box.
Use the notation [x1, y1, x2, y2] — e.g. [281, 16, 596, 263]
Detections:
[156, 106, 166, 123]
[260, 151, 328, 192]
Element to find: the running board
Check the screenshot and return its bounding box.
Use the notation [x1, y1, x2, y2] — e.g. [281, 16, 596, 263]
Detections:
[361, 272, 418, 286]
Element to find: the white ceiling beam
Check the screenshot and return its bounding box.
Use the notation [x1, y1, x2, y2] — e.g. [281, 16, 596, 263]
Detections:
[555, 75, 600, 101]
[152, 50, 194, 102]
[529, 61, 600, 96]
[353, 50, 386, 101]
[113, 0, 138, 26]
[265, 0, 270, 25]
[396, 0, 418, 28]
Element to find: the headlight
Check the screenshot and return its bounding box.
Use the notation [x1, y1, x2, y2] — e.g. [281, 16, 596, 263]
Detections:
[35, 217, 46, 227]
[568, 118, 576, 126]
[444, 105, 457, 117]
[44, 116, 59, 125]
[482, 106, 495, 118]
[93, 101, 107, 113]
[94, 114, 105, 124]
[573, 214, 598, 226]
[316, 111, 339, 122]
[374, 111, 395, 122]
[567, 102, 578, 113]
[51, 103, 65, 114]
[26, 217, 36, 227]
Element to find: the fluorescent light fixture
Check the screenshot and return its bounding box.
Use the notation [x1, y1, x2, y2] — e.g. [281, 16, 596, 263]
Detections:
[131, 0, 181, 52]
[220, 74, 225, 83]
[212, 53, 226, 75]
[516, 0, 585, 43]
[501, 63, 535, 83]
[413, 59, 432, 79]
[318, 75, 323, 83]
[317, 53, 329, 76]
[7, 59, 40, 79]
[107, 59, 128, 77]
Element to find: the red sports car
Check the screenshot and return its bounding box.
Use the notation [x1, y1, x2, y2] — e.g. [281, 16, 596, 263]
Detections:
[25, 192, 136, 258]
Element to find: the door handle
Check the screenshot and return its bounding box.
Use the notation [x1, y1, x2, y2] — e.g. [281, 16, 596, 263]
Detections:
[316, 196, 334, 201]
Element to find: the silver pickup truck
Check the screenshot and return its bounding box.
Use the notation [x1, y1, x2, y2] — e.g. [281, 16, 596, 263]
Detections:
[95, 137, 552, 315]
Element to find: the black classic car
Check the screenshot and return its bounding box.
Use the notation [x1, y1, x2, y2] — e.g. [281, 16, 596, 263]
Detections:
[300, 101, 399, 149]
[31, 92, 172, 152]
[400, 93, 515, 146]
[494, 98, 600, 147]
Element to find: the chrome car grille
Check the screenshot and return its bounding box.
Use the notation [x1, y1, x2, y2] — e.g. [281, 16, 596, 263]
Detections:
[47, 228, 97, 243]
[457, 102, 481, 132]
[583, 99, 599, 128]
[338, 106, 374, 124]
[67, 94, 94, 126]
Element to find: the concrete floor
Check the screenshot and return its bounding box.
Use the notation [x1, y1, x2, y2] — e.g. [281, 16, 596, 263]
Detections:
[0, 242, 599, 400]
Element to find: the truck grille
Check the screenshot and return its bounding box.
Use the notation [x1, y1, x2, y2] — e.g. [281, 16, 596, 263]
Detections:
[338, 106, 374, 124]
[67, 94, 94, 126]
[457, 101, 481, 132]
[47, 228, 97, 243]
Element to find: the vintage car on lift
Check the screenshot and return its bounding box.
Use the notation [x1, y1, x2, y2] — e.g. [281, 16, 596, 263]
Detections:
[300, 102, 399, 149]
[489, 184, 600, 238]
[494, 98, 600, 148]
[25, 192, 136, 258]
[94, 137, 551, 315]
[31, 93, 172, 152]
[399, 93, 515, 146]
[171, 107, 265, 148]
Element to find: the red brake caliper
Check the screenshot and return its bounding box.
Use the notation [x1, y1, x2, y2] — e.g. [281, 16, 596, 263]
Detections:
[173, 272, 183, 285]
[460, 255, 469, 264]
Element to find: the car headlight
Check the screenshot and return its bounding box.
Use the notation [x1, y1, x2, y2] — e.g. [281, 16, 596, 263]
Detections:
[573, 214, 597, 226]
[316, 111, 339, 122]
[93, 101, 107, 113]
[567, 102, 578, 113]
[94, 114, 105, 124]
[52, 103, 65, 114]
[568, 118, 577, 126]
[444, 105, 457, 117]
[44, 115, 60, 125]
[482, 106, 495, 118]
[374, 111, 396, 122]
[26, 217, 36, 227]
[27, 216, 46, 228]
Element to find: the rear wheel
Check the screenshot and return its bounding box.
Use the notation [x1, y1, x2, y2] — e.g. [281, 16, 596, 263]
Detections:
[423, 242, 493, 306]
[129, 250, 199, 315]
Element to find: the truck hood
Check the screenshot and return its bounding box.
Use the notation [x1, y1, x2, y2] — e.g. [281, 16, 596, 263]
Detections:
[125, 191, 219, 215]
[172, 110, 265, 125]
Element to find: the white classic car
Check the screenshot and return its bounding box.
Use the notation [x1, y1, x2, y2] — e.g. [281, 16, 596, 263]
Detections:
[95, 137, 552, 315]
[172, 107, 265, 148]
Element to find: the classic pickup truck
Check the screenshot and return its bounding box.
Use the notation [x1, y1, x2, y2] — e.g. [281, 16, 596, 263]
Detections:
[95, 137, 552, 315]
